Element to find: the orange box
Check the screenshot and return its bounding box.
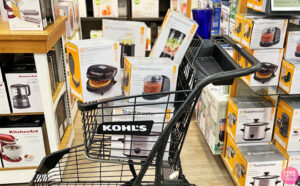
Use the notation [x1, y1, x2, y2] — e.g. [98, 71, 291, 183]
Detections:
[279, 59, 300, 94]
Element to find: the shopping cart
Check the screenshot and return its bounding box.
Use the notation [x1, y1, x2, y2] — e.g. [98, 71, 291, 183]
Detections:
[29, 35, 261, 186]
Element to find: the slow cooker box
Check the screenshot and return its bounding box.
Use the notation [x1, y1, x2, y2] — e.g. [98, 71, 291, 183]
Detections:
[279, 59, 300, 94]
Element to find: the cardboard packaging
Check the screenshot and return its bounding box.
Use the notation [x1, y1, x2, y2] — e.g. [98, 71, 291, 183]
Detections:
[232, 13, 244, 43]
[252, 0, 267, 12]
[102, 19, 147, 68]
[61, 0, 79, 31]
[170, 0, 188, 15]
[241, 17, 288, 49]
[150, 10, 198, 65]
[131, 0, 159, 18]
[0, 82, 11, 114]
[7, 0, 54, 30]
[290, 18, 300, 26]
[0, 0, 8, 20]
[224, 134, 238, 174]
[66, 38, 121, 103]
[234, 144, 286, 186]
[274, 98, 300, 152]
[5, 73, 43, 113]
[55, 93, 68, 141]
[220, 2, 230, 35]
[59, 2, 74, 38]
[247, 0, 253, 9]
[240, 49, 283, 87]
[230, 0, 247, 20]
[90, 30, 102, 39]
[226, 97, 276, 143]
[209, 0, 221, 35]
[284, 24, 300, 60]
[279, 59, 300, 94]
[123, 57, 178, 103]
[93, 0, 118, 17]
[229, 18, 235, 38]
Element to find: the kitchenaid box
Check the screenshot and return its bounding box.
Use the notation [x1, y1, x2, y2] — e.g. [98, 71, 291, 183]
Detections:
[92, 0, 118, 17]
[240, 49, 283, 87]
[0, 82, 11, 114]
[123, 57, 178, 103]
[5, 73, 43, 113]
[102, 19, 147, 68]
[150, 10, 198, 65]
[234, 144, 286, 186]
[241, 17, 288, 49]
[226, 97, 276, 143]
[131, 0, 159, 18]
[274, 98, 300, 152]
[284, 24, 300, 60]
[279, 59, 300, 94]
[66, 39, 121, 103]
[59, 2, 74, 38]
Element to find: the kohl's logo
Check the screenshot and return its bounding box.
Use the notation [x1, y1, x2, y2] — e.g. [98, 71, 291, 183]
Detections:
[97, 121, 153, 135]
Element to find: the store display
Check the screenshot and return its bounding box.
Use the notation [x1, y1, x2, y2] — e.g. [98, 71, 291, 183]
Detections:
[92, 0, 118, 17]
[150, 10, 198, 65]
[131, 0, 158, 18]
[123, 57, 178, 103]
[66, 38, 121, 103]
[279, 59, 300, 94]
[220, 2, 230, 35]
[274, 97, 300, 152]
[284, 24, 300, 59]
[59, 2, 74, 38]
[192, 9, 213, 39]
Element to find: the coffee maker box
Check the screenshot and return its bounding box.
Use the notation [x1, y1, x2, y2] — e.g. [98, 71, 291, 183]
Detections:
[284, 24, 300, 60]
[92, 0, 118, 17]
[226, 97, 276, 143]
[279, 59, 300, 94]
[66, 38, 121, 103]
[240, 48, 283, 87]
[131, 0, 159, 18]
[274, 97, 300, 152]
[0, 82, 11, 114]
[123, 57, 178, 103]
[59, 2, 74, 38]
[150, 10, 198, 65]
[5, 73, 43, 113]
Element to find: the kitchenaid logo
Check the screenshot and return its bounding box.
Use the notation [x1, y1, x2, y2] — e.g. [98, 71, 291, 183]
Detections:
[19, 75, 37, 78]
[122, 110, 154, 116]
[97, 121, 153, 135]
[253, 163, 276, 167]
[9, 130, 39, 134]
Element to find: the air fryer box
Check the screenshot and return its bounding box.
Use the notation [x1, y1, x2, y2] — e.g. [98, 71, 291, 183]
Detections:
[241, 17, 288, 49]
[235, 144, 286, 186]
[150, 10, 198, 65]
[226, 97, 276, 143]
[92, 0, 118, 17]
[284, 24, 300, 60]
[66, 38, 121, 103]
[279, 59, 300, 94]
[0, 82, 11, 114]
[123, 57, 178, 103]
[240, 48, 283, 87]
[59, 2, 74, 38]
[7, 0, 54, 30]
[131, 0, 158, 18]
[232, 13, 244, 43]
[5, 73, 43, 113]
[274, 97, 300, 152]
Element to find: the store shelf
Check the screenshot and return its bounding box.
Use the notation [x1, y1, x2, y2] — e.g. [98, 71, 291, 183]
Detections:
[0, 112, 43, 116]
[131, 17, 164, 22]
[0, 168, 35, 184]
[0, 166, 37, 171]
[0, 16, 67, 53]
[59, 125, 74, 150]
[52, 82, 66, 110]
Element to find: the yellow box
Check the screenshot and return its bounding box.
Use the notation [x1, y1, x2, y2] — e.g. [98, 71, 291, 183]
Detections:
[232, 13, 245, 43]
[279, 59, 300, 94]
[224, 133, 237, 174]
[247, 0, 254, 9]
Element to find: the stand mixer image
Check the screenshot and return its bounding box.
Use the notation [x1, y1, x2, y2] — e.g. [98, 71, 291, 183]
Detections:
[0, 133, 22, 168]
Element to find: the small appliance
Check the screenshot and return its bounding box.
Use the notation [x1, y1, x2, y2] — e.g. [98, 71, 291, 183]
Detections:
[0, 133, 21, 167]
[86, 65, 117, 95]
[276, 112, 290, 138]
[250, 172, 281, 186]
[295, 40, 300, 57]
[120, 37, 135, 69]
[10, 84, 31, 109]
[142, 75, 170, 100]
[240, 119, 270, 141]
[254, 62, 278, 83]
[260, 27, 281, 47]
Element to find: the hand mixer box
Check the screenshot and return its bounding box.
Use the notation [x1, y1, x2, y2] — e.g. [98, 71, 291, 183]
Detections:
[279, 59, 300, 94]
[66, 38, 121, 103]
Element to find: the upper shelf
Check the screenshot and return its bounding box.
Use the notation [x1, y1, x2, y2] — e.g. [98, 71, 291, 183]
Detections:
[0, 16, 67, 53]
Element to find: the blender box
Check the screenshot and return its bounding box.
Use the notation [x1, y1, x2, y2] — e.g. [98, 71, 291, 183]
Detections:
[102, 19, 147, 68]
[150, 10, 198, 65]
[241, 17, 288, 49]
[234, 144, 286, 186]
[279, 59, 300, 94]
[240, 48, 283, 87]
[92, 0, 118, 17]
[131, 0, 159, 18]
[274, 97, 300, 152]
[61, 0, 79, 31]
[59, 2, 74, 38]
[7, 0, 55, 30]
[284, 24, 300, 60]
[232, 13, 244, 43]
[226, 97, 276, 143]
[220, 2, 230, 35]
[123, 57, 178, 103]
[66, 38, 121, 103]
[0, 82, 11, 114]
[5, 73, 43, 113]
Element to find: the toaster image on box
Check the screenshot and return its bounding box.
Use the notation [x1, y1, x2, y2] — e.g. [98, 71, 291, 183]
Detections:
[260, 27, 281, 47]
[254, 62, 278, 83]
[68, 53, 80, 88]
[296, 40, 300, 57]
[142, 75, 170, 100]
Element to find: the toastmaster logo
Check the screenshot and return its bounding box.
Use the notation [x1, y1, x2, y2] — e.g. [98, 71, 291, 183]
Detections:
[97, 121, 154, 135]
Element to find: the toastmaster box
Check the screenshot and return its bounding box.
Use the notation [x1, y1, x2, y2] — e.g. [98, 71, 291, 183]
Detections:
[284, 24, 300, 60]
[279, 59, 300, 94]
[66, 38, 121, 103]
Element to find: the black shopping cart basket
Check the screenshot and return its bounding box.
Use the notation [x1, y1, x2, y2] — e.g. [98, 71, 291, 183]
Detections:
[29, 35, 261, 186]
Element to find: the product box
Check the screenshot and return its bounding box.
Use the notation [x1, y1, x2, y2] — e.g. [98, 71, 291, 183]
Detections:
[229, 18, 235, 38]
[279, 59, 300, 94]
[234, 144, 286, 186]
[131, 0, 158, 18]
[90, 30, 102, 39]
[0, 82, 11, 114]
[290, 19, 300, 26]
[226, 97, 276, 143]
[66, 38, 121, 103]
[93, 0, 118, 17]
[232, 13, 244, 43]
[5, 73, 43, 113]
[150, 10, 198, 65]
[220, 2, 230, 35]
[61, 0, 79, 30]
[209, 0, 221, 35]
[241, 17, 288, 49]
[284, 24, 300, 60]
[240, 49, 284, 87]
[123, 57, 178, 103]
[230, 0, 247, 19]
[247, 0, 253, 9]
[170, 0, 188, 15]
[102, 19, 147, 68]
[0, 0, 8, 20]
[55, 93, 68, 141]
[252, 0, 267, 12]
[7, 0, 54, 30]
[224, 134, 238, 174]
[59, 2, 74, 38]
[274, 98, 300, 152]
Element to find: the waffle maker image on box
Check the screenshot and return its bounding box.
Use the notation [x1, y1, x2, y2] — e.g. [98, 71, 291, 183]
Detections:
[260, 27, 281, 47]
[254, 62, 278, 83]
[86, 65, 117, 95]
[68, 53, 80, 88]
[142, 75, 170, 100]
